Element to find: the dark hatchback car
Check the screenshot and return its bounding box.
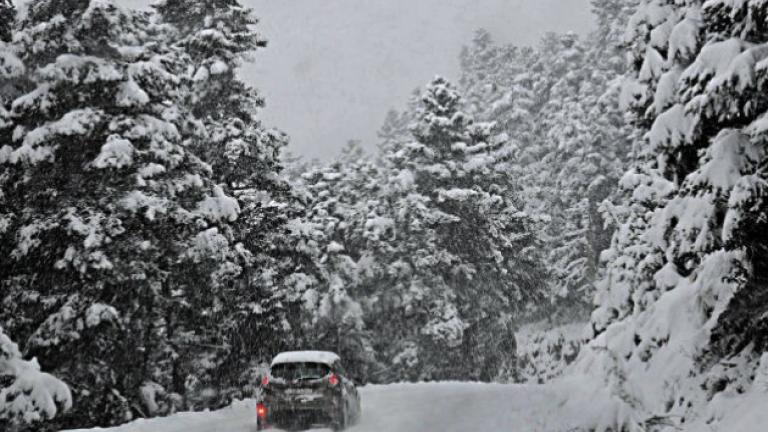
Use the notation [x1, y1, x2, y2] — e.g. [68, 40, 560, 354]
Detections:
[257, 351, 361, 431]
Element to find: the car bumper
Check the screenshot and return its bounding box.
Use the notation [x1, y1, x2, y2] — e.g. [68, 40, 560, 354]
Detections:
[262, 396, 339, 428]
[266, 408, 332, 426]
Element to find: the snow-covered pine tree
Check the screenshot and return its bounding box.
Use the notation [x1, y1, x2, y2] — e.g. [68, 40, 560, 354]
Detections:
[0, 0, 22, 103]
[456, 23, 635, 324]
[1, 11, 72, 430]
[0, 0, 14, 43]
[447, 10, 639, 383]
[460, 29, 538, 153]
[590, 0, 639, 74]
[298, 142, 381, 383]
[373, 77, 547, 381]
[579, 0, 768, 428]
[376, 109, 411, 161]
[152, 0, 311, 406]
[0, 0, 241, 427]
[152, 0, 278, 189]
[528, 32, 595, 301]
[0, 326, 71, 428]
[539, 5, 636, 316]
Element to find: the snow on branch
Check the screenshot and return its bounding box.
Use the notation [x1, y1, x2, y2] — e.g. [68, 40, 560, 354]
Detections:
[0, 327, 72, 425]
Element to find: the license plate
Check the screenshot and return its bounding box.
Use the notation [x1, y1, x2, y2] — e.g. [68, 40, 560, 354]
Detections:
[285, 388, 313, 395]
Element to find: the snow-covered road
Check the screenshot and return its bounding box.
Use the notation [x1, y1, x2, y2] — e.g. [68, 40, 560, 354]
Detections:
[356, 382, 555, 431]
[66, 382, 578, 432]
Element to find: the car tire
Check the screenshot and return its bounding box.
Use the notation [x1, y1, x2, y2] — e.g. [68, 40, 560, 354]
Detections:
[332, 403, 348, 431]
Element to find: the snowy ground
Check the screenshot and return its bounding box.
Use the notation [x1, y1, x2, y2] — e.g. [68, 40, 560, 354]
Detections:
[61, 379, 768, 432]
[64, 382, 594, 432]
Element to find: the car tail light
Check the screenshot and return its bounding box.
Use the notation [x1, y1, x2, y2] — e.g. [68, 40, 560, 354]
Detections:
[257, 402, 268, 419]
[328, 373, 339, 386]
[261, 375, 269, 387]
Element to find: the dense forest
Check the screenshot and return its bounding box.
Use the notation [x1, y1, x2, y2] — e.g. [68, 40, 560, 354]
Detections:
[1, 0, 768, 431]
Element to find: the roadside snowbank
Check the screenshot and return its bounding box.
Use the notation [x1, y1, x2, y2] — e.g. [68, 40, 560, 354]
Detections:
[65, 400, 259, 432]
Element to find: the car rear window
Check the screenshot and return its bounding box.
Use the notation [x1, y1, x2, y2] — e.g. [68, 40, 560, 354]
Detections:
[270, 362, 331, 381]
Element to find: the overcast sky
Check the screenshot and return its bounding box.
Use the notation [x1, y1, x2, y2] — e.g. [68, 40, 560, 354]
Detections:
[124, 0, 596, 160]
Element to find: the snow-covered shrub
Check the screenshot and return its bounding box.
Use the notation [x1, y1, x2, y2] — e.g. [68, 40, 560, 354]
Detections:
[516, 322, 586, 384]
[0, 327, 71, 426]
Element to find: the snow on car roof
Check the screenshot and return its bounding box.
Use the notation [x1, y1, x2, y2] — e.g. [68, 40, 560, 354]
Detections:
[271, 350, 340, 366]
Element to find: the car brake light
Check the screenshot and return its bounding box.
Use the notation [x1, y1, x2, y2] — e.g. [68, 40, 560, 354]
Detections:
[257, 402, 268, 419]
[261, 376, 269, 387]
[329, 373, 339, 386]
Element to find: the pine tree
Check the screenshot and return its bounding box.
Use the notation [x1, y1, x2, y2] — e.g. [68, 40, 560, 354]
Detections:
[373, 77, 547, 381]
[376, 109, 411, 160]
[590, 0, 638, 73]
[459, 30, 538, 157]
[152, 0, 276, 189]
[0, 0, 14, 43]
[541, 10, 636, 314]
[0, 0, 23, 104]
[456, 24, 636, 321]
[530, 32, 595, 303]
[296, 141, 381, 383]
[0, 0, 240, 427]
[152, 0, 313, 406]
[581, 0, 768, 428]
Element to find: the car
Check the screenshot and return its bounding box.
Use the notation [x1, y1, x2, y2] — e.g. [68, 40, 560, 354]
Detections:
[256, 350, 361, 431]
